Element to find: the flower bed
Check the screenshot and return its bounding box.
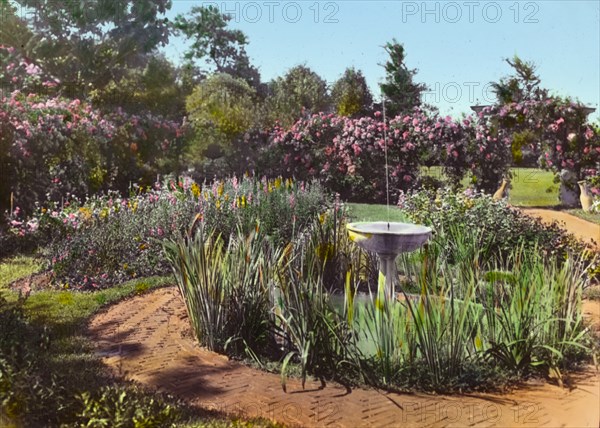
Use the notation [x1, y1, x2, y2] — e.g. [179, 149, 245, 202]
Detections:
[7, 175, 328, 289]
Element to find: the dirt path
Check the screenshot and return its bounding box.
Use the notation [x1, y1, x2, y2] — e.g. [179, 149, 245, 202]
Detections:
[88, 287, 600, 428]
[520, 208, 599, 248]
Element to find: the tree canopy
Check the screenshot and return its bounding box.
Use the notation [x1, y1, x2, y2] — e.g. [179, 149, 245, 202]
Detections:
[172, 5, 261, 90]
[331, 67, 373, 117]
[10, 0, 172, 94]
[266, 65, 330, 127]
[491, 55, 547, 104]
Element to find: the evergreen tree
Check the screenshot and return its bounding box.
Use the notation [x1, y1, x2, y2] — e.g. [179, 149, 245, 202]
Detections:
[379, 39, 427, 116]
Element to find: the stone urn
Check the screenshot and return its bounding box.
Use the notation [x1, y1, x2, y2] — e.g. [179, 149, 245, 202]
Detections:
[578, 180, 593, 212]
[492, 178, 510, 201]
[559, 170, 579, 207]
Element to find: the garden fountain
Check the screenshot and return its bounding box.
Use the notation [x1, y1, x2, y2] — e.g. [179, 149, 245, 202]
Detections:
[346, 99, 432, 301]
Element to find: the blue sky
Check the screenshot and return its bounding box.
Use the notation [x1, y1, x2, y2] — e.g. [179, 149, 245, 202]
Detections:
[164, 1, 600, 119]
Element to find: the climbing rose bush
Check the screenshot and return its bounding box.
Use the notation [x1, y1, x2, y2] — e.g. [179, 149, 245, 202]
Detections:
[477, 99, 600, 188]
[270, 110, 478, 202]
[0, 90, 187, 217]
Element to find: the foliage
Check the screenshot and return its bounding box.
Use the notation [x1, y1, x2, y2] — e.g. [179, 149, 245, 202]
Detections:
[490, 55, 547, 104]
[274, 226, 351, 390]
[0, 1, 32, 55]
[164, 225, 279, 356]
[0, 43, 59, 96]
[379, 39, 427, 116]
[0, 90, 187, 218]
[19, 175, 328, 289]
[266, 65, 331, 127]
[172, 5, 261, 90]
[185, 73, 260, 160]
[75, 384, 186, 428]
[464, 114, 514, 193]
[397, 188, 592, 267]
[271, 111, 469, 201]
[477, 99, 600, 188]
[331, 68, 373, 117]
[12, 0, 172, 96]
[164, 208, 356, 388]
[89, 54, 186, 118]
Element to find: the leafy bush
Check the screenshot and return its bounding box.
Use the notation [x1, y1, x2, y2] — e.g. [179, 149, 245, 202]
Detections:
[74, 385, 187, 428]
[0, 293, 55, 426]
[397, 188, 590, 265]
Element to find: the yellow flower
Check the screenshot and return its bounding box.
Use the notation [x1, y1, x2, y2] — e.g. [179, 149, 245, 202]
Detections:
[216, 200, 221, 209]
[79, 207, 92, 221]
[319, 212, 327, 224]
[41, 207, 47, 214]
[191, 182, 201, 197]
[241, 195, 246, 208]
[274, 177, 282, 189]
[217, 182, 224, 196]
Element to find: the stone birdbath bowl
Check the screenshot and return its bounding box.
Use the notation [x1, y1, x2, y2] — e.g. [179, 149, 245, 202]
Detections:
[346, 222, 432, 301]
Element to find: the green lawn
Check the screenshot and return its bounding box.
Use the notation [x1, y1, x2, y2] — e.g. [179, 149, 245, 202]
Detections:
[508, 168, 559, 207]
[421, 166, 559, 207]
[0, 255, 42, 288]
[347, 203, 408, 222]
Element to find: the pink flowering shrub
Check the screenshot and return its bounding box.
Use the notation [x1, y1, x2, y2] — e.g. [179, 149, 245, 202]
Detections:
[462, 114, 515, 193]
[271, 110, 473, 202]
[477, 99, 600, 191]
[0, 90, 187, 219]
[0, 44, 59, 95]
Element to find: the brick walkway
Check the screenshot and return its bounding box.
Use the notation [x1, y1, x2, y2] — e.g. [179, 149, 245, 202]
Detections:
[87, 287, 600, 427]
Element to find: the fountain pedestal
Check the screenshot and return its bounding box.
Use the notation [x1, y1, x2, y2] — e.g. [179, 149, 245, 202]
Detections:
[347, 222, 432, 300]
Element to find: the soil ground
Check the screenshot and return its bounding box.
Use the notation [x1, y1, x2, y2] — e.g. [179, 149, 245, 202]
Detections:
[520, 208, 599, 248]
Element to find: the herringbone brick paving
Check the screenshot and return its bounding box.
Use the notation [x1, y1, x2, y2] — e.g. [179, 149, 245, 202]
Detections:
[87, 287, 600, 427]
